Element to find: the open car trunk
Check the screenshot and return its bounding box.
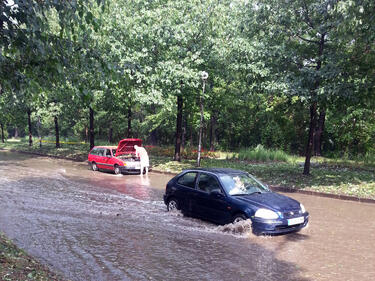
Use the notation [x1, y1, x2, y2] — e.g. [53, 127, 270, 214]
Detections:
[115, 138, 142, 160]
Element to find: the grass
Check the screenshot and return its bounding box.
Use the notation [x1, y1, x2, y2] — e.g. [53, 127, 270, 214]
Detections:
[150, 156, 375, 199]
[0, 233, 65, 281]
[235, 145, 291, 162]
[3, 138, 89, 161]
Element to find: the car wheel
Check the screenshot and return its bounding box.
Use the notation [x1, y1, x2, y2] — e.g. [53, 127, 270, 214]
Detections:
[233, 214, 247, 224]
[91, 162, 98, 171]
[167, 198, 179, 211]
[114, 165, 121, 175]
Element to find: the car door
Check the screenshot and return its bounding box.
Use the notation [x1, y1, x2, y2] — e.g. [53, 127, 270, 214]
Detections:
[102, 148, 114, 170]
[88, 147, 99, 163]
[95, 148, 107, 169]
[193, 172, 232, 224]
[173, 172, 198, 214]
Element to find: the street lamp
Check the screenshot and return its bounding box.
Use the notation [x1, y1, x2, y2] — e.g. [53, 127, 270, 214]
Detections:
[197, 71, 208, 167]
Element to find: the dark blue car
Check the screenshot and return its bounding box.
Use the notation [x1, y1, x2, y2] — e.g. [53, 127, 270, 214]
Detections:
[163, 168, 309, 235]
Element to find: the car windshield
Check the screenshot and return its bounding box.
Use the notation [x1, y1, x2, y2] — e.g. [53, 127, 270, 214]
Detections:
[219, 173, 270, 195]
[112, 149, 116, 156]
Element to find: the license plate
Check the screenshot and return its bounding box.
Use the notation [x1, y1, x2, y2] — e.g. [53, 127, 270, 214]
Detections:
[126, 163, 140, 168]
[288, 217, 304, 226]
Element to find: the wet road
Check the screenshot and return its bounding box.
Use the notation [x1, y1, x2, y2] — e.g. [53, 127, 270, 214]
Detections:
[0, 150, 374, 281]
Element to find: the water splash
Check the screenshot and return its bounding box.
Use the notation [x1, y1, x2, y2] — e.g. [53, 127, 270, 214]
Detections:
[216, 220, 253, 236]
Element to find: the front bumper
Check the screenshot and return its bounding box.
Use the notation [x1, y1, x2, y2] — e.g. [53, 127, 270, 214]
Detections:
[252, 212, 309, 235]
[119, 166, 141, 173]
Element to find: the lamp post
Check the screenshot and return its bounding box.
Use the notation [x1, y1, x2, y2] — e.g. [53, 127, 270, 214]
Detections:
[197, 71, 208, 167]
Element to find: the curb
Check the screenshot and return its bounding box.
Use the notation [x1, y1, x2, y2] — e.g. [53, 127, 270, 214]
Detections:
[270, 186, 375, 204]
[150, 169, 178, 176]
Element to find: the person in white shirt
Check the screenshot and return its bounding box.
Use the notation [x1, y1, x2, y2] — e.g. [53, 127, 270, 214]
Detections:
[134, 145, 149, 175]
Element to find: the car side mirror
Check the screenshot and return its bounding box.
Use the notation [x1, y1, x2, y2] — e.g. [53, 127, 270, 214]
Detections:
[210, 190, 224, 198]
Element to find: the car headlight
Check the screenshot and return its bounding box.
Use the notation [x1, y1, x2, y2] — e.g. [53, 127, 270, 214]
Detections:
[300, 203, 306, 214]
[254, 208, 279, 219]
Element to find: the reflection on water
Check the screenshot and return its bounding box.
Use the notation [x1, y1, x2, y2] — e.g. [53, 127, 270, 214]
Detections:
[0, 150, 375, 281]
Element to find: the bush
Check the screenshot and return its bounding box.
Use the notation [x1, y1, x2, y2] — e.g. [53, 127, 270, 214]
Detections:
[146, 145, 174, 157]
[236, 145, 290, 162]
[145, 145, 218, 159]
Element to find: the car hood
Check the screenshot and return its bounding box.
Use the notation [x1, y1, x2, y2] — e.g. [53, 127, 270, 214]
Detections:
[235, 192, 300, 212]
[115, 138, 142, 157]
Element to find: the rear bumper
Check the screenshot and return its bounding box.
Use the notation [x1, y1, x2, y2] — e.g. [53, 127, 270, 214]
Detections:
[252, 213, 309, 235]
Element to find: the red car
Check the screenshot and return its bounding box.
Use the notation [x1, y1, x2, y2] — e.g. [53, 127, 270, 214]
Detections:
[88, 138, 143, 174]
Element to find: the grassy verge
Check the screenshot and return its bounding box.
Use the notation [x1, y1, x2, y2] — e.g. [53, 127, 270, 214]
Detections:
[1, 139, 375, 199]
[0, 233, 65, 281]
[151, 156, 375, 199]
[0, 138, 89, 161]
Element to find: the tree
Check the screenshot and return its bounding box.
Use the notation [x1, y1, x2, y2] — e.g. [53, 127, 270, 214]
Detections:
[242, 0, 375, 174]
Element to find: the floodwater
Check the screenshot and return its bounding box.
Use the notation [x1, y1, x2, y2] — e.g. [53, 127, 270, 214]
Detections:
[0, 150, 374, 281]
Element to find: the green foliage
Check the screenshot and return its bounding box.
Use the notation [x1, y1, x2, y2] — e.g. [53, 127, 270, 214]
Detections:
[0, 0, 374, 168]
[236, 145, 290, 163]
[146, 145, 218, 160]
[364, 152, 375, 166]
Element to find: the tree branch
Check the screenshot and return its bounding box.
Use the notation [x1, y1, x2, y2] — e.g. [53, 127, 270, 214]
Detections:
[295, 34, 320, 44]
[302, 0, 314, 29]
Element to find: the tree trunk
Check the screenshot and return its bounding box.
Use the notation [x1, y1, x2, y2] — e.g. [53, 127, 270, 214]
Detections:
[27, 109, 33, 146]
[150, 129, 158, 145]
[1, 123, 4, 143]
[14, 126, 18, 138]
[127, 105, 132, 138]
[149, 105, 158, 145]
[108, 120, 113, 143]
[37, 116, 42, 148]
[209, 114, 217, 151]
[197, 86, 205, 167]
[189, 121, 193, 146]
[182, 126, 186, 151]
[89, 107, 95, 150]
[54, 116, 60, 148]
[314, 109, 326, 156]
[85, 126, 88, 143]
[174, 95, 183, 161]
[303, 33, 326, 175]
[303, 102, 318, 175]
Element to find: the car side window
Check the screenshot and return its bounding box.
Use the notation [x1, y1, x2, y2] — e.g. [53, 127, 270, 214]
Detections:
[90, 148, 98, 155]
[105, 149, 112, 157]
[198, 173, 222, 193]
[177, 172, 197, 189]
[98, 149, 104, 156]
